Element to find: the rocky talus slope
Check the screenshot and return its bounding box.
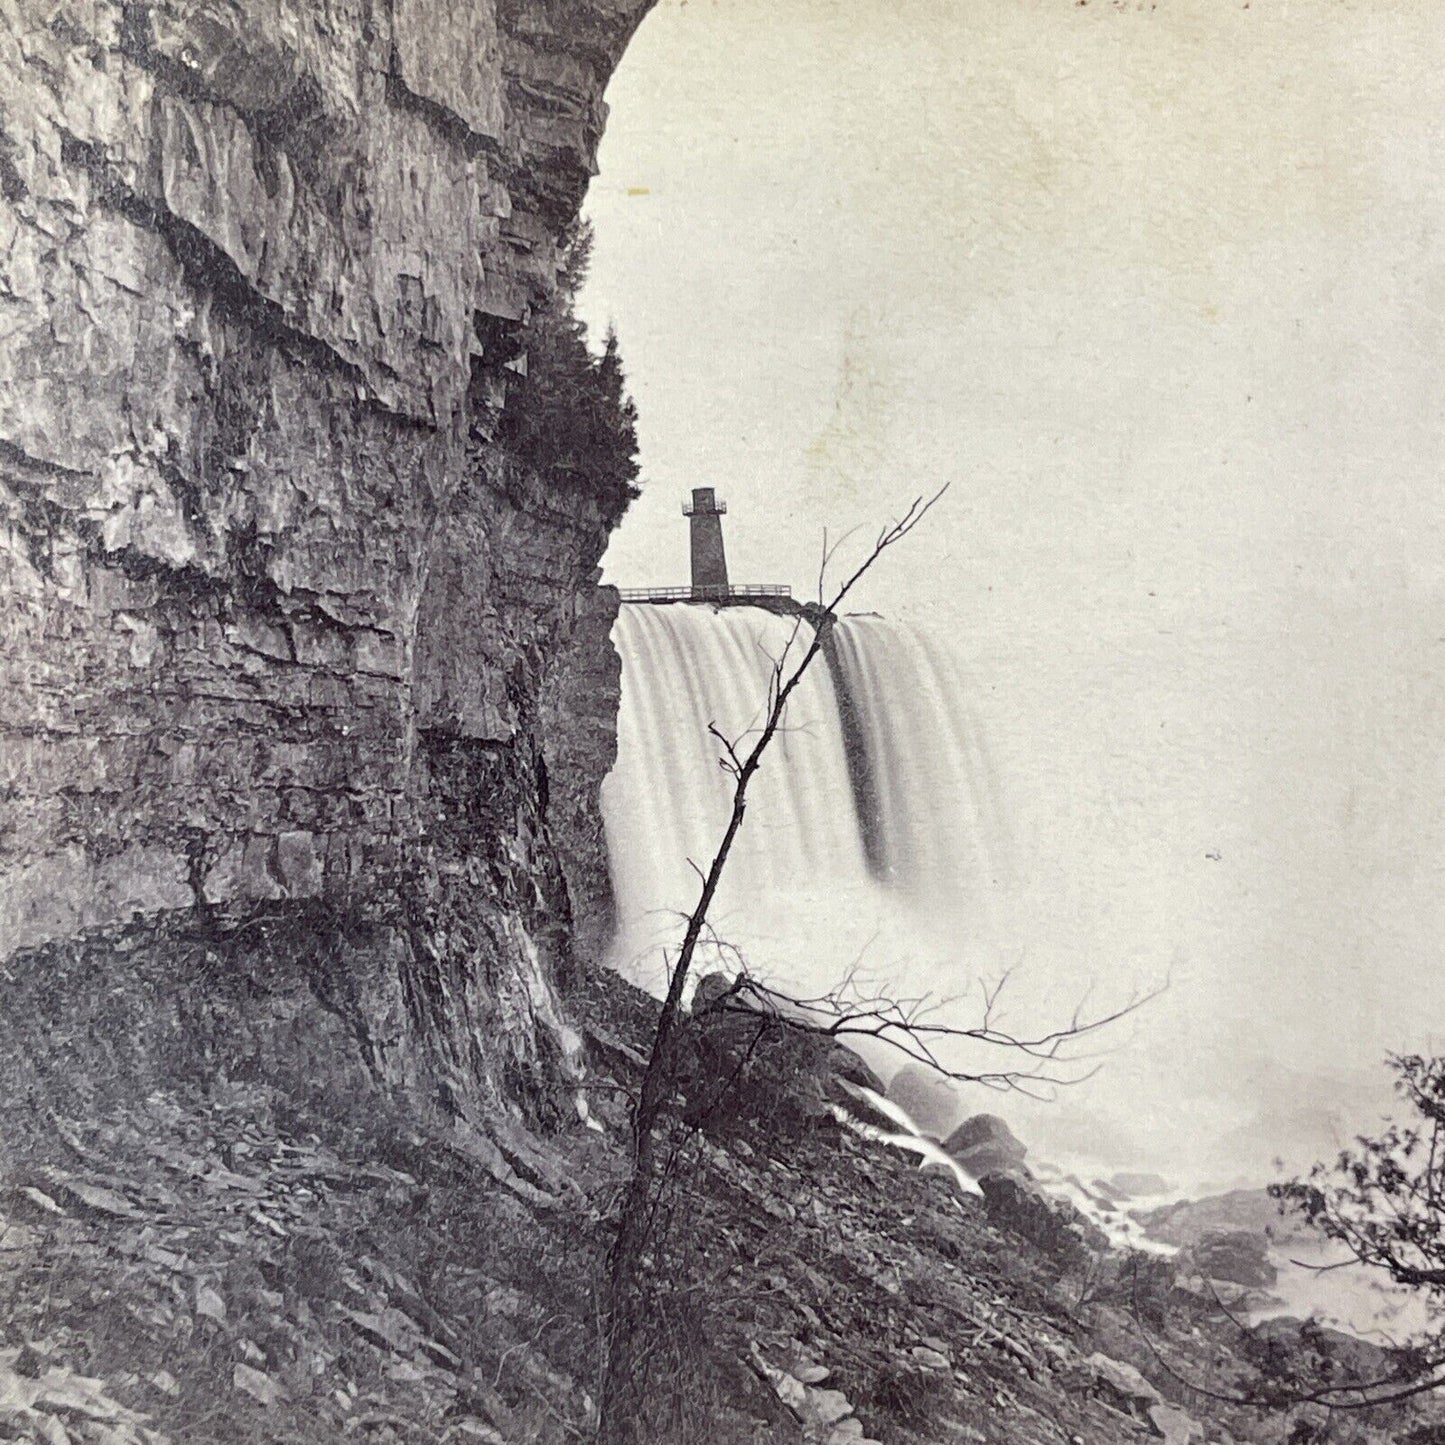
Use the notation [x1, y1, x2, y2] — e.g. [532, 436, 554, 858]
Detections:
[3, 964, 1443, 1445]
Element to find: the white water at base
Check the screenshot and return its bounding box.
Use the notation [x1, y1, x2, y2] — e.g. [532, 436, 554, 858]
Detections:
[600, 605, 1012, 1051]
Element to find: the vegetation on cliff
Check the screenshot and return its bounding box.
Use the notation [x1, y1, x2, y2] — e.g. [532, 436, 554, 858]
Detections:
[498, 224, 641, 526]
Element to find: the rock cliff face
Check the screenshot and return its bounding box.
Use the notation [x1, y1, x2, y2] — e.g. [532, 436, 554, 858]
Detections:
[0, 0, 648, 1131]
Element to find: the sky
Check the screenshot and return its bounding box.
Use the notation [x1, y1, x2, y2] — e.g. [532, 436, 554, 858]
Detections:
[578, 0, 1445, 1186]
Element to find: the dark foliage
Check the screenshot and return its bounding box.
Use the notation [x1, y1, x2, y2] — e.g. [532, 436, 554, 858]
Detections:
[1274, 1055, 1445, 1317]
[499, 222, 640, 524]
[1248, 1054, 1445, 1407]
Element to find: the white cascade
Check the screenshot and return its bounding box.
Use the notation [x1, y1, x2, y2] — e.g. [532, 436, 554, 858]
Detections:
[830, 613, 1009, 916]
[602, 603, 889, 997]
[601, 604, 1005, 1016]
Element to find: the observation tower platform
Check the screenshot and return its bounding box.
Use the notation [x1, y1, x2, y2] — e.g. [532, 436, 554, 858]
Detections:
[618, 488, 792, 605]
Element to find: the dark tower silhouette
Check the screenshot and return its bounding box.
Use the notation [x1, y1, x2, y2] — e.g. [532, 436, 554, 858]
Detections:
[684, 487, 729, 595]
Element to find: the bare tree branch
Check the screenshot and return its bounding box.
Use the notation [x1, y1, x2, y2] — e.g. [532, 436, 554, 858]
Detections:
[600, 486, 1159, 1440]
[599, 490, 947, 1442]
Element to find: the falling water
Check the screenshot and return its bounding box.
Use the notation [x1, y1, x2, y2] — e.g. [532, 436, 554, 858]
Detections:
[602, 603, 884, 997]
[830, 614, 1009, 914]
[600, 603, 1010, 1017]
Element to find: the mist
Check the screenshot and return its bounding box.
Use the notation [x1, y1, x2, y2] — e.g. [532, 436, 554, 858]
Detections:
[579, 0, 1445, 1187]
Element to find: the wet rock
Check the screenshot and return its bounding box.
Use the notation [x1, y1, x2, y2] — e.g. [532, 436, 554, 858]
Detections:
[831, 1080, 904, 1135]
[1187, 1230, 1277, 1288]
[1136, 1189, 1300, 1251]
[980, 1173, 1105, 1264]
[942, 1114, 1029, 1180]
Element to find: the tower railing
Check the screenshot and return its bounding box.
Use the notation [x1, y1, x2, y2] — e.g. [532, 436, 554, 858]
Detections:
[682, 498, 727, 516]
[617, 583, 791, 604]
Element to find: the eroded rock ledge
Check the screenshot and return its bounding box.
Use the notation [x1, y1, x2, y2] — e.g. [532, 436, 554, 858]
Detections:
[0, 0, 647, 1129]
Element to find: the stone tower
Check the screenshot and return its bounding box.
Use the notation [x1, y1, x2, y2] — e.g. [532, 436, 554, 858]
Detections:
[684, 487, 730, 594]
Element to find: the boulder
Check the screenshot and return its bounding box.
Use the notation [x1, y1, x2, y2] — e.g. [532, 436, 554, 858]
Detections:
[909, 1346, 950, 1371]
[798, 1386, 853, 1429]
[887, 1063, 964, 1137]
[1136, 1188, 1300, 1250]
[1104, 1172, 1171, 1199]
[1249, 1316, 1392, 1384]
[980, 1174, 1106, 1265]
[1083, 1352, 1162, 1417]
[1149, 1402, 1205, 1443]
[1187, 1230, 1277, 1288]
[942, 1114, 1029, 1180]
[690, 972, 739, 1013]
[682, 979, 886, 1141]
[826, 1044, 886, 1098]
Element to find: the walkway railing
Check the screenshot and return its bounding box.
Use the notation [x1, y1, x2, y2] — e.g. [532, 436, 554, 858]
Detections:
[617, 584, 793, 604]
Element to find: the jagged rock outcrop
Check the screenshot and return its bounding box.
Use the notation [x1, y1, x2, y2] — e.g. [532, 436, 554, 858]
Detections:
[678, 973, 889, 1143]
[1186, 1229, 1278, 1290]
[0, 0, 648, 1132]
[1135, 1188, 1309, 1252]
[979, 1173, 1108, 1268]
[942, 1113, 1029, 1180]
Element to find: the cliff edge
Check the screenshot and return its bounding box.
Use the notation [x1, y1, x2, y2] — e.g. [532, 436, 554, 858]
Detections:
[0, 0, 647, 1134]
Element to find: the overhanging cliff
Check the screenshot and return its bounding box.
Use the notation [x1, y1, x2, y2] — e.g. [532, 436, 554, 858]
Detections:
[0, 0, 647, 1139]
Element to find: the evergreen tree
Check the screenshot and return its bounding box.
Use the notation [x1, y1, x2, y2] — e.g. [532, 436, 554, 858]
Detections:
[499, 223, 640, 523]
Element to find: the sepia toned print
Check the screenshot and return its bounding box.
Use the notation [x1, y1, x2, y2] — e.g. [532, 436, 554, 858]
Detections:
[3, 2, 1444, 1440]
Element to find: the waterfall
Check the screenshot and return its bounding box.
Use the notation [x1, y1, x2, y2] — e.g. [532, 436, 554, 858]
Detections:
[600, 603, 1007, 1011]
[829, 614, 1008, 912]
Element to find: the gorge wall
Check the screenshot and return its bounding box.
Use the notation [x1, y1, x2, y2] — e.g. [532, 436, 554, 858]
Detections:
[0, 0, 647, 1141]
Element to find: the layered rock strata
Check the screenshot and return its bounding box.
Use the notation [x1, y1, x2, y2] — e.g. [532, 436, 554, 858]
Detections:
[0, 0, 648, 1133]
